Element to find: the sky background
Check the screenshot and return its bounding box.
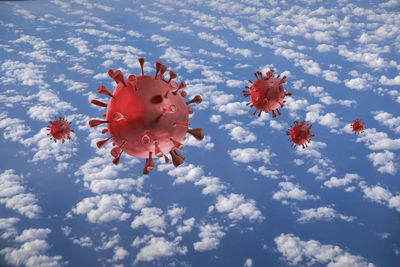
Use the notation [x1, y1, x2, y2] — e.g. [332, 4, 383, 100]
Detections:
[0, 0, 400, 266]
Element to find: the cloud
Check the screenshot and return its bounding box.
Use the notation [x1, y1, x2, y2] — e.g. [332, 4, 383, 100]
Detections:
[274, 233, 375, 266]
[193, 223, 225, 252]
[244, 258, 253, 267]
[0, 228, 66, 267]
[247, 166, 282, 179]
[74, 156, 144, 194]
[177, 218, 195, 235]
[0, 169, 41, 219]
[273, 182, 319, 203]
[72, 194, 130, 223]
[359, 182, 400, 212]
[372, 110, 400, 133]
[134, 236, 187, 263]
[0, 217, 19, 239]
[297, 206, 356, 223]
[216, 101, 249, 116]
[214, 193, 264, 222]
[356, 128, 400, 150]
[344, 77, 368, 90]
[183, 134, 215, 150]
[131, 207, 166, 233]
[22, 128, 78, 164]
[379, 75, 400, 85]
[228, 147, 276, 164]
[379, 0, 400, 8]
[367, 150, 398, 175]
[324, 173, 360, 188]
[72, 236, 93, 247]
[210, 114, 222, 123]
[194, 176, 227, 195]
[220, 123, 257, 143]
[0, 113, 31, 142]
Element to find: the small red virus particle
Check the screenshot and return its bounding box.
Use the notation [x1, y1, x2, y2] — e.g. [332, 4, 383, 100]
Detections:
[286, 120, 314, 149]
[46, 116, 74, 143]
[243, 69, 291, 118]
[89, 58, 204, 175]
[351, 119, 365, 134]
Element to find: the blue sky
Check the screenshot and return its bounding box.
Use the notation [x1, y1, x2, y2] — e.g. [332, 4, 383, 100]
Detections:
[0, 0, 399, 266]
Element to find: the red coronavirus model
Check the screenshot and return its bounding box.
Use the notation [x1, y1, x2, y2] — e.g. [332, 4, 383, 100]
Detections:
[242, 69, 291, 118]
[286, 120, 314, 149]
[47, 116, 74, 143]
[89, 58, 204, 174]
[351, 119, 365, 134]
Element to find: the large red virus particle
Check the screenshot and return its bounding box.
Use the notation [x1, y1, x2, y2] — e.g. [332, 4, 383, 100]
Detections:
[89, 58, 204, 175]
[351, 119, 365, 134]
[286, 120, 314, 149]
[47, 116, 74, 143]
[242, 69, 291, 118]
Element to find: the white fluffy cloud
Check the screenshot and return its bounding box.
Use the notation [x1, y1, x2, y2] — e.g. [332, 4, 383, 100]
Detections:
[220, 123, 257, 143]
[359, 182, 400, 212]
[228, 147, 276, 164]
[324, 173, 360, 188]
[193, 223, 225, 252]
[297, 206, 356, 223]
[356, 128, 400, 151]
[273, 182, 319, 203]
[0, 228, 66, 267]
[134, 236, 187, 263]
[0, 217, 19, 239]
[275, 233, 375, 266]
[131, 207, 166, 233]
[0, 169, 41, 219]
[372, 110, 400, 133]
[72, 194, 130, 223]
[367, 150, 398, 175]
[214, 193, 264, 222]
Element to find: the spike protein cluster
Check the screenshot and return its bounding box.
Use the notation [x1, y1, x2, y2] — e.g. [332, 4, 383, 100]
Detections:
[351, 119, 365, 134]
[89, 58, 204, 174]
[47, 116, 74, 143]
[286, 120, 315, 149]
[242, 70, 291, 118]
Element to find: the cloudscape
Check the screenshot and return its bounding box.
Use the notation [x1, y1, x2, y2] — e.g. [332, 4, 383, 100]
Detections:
[0, 0, 399, 266]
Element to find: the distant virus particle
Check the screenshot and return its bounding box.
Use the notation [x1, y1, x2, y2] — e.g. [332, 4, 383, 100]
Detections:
[351, 119, 365, 134]
[286, 120, 314, 149]
[243, 69, 291, 118]
[47, 116, 74, 143]
[89, 58, 204, 175]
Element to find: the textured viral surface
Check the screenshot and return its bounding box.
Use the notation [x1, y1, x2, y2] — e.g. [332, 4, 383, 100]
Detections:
[286, 120, 314, 149]
[46, 116, 74, 143]
[243, 70, 291, 118]
[89, 58, 204, 174]
[351, 119, 365, 134]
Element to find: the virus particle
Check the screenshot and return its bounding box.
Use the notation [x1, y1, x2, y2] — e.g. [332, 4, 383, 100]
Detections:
[89, 58, 204, 175]
[242, 69, 291, 118]
[47, 116, 74, 143]
[286, 120, 314, 149]
[351, 119, 365, 134]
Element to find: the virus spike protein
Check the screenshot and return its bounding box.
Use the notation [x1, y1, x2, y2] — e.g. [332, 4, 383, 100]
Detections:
[89, 58, 204, 174]
[243, 69, 291, 118]
[286, 120, 314, 149]
[46, 116, 74, 143]
[351, 119, 365, 134]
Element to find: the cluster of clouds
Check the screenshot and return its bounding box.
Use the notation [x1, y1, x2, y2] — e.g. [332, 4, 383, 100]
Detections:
[275, 233, 375, 266]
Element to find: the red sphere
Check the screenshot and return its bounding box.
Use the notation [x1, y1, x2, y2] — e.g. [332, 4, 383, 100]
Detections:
[47, 116, 74, 143]
[243, 70, 291, 118]
[286, 120, 314, 149]
[89, 58, 204, 174]
[351, 119, 365, 134]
